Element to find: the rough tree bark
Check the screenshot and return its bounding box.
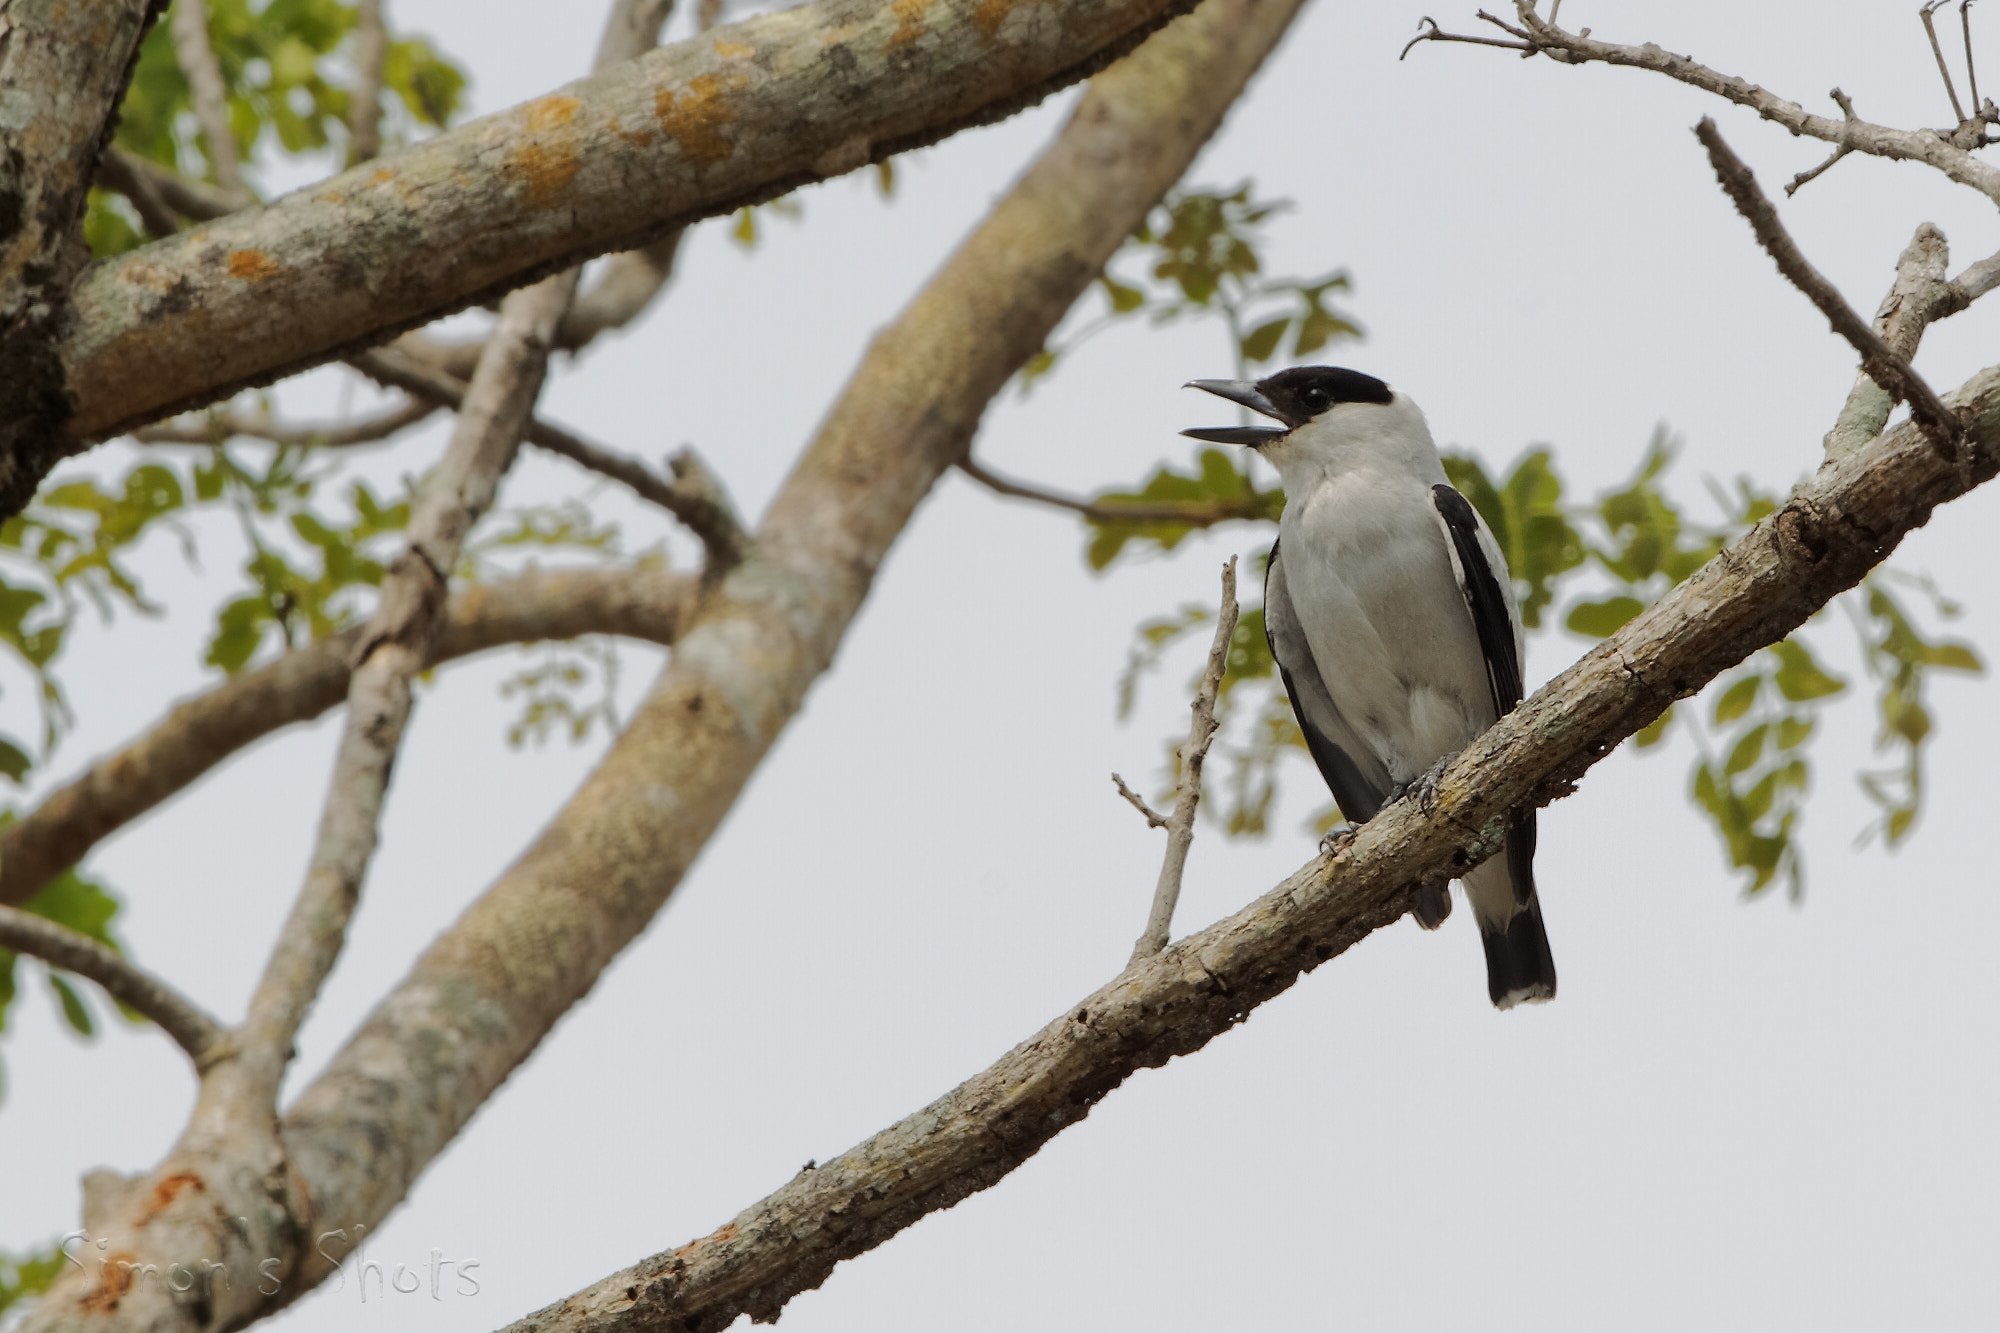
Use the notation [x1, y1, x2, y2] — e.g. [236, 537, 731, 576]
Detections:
[0, 0, 160, 517]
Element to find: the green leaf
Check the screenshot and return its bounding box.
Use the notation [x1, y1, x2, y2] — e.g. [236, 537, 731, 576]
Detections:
[1777, 715, 1815, 749]
[1724, 723, 1768, 777]
[1101, 276, 1145, 313]
[1771, 639, 1846, 702]
[0, 738, 31, 784]
[1565, 596, 1645, 639]
[1712, 674, 1760, 725]
[1239, 317, 1289, 364]
[1634, 705, 1674, 748]
[48, 973, 94, 1037]
[1922, 642, 1982, 673]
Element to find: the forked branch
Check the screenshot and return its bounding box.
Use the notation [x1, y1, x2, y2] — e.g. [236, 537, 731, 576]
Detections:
[0, 905, 226, 1066]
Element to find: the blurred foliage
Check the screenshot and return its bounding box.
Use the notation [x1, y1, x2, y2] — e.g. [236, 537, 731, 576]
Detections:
[0, 1240, 66, 1325]
[84, 0, 467, 258]
[0, 835, 137, 1102]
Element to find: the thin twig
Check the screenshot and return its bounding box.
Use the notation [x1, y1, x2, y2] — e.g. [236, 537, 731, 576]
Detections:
[92, 149, 181, 238]
[168, 0, 246, 198]
[1786, 89, 1858, 195]
[1924, 0, 1970, 123]
[1111, 773, 1168, 828]
[347, 0, 388, 166]
[1965, 0, 1983, 109]
[94, 146, 242, 226]
[0, 904, 227, 1067]
[957, 456, 1277, 527]
[350, 348, 748, 571]
[1696, 118, 1963, 458]
[1400, 16, 1532, 59]
[131, 397, 438, 447]
[1129, 557, 1239, 963]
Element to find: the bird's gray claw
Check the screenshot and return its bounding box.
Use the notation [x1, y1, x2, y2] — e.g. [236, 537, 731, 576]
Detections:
[1318, 825, 1358, 858]
[1395, 751, 1457, 814]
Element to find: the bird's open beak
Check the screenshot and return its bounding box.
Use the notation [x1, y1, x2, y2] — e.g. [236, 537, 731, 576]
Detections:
[1181, 379, 1287, 446]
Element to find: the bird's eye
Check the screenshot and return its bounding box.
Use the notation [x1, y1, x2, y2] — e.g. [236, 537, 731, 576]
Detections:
[1300, 387, 1329, 412]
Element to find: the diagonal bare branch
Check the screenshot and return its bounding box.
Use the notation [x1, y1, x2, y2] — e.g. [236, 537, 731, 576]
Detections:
[493, 360, 2000, 1333]
[1131, 557, 1237, 961]
[1696, 118, 1963, 456]
[958, 455, 1280, 527]
[0, 904, 227, 1067]
[0, 565, 696, 909]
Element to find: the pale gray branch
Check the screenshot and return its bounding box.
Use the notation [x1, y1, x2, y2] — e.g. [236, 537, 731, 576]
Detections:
[1131, 557, 1237, 961]
[0, 565, 695, 909]
[347, 0, 388, 166]
[227, 269, 582, 1112]
[0, 903, 226, 1067]
[1696, 118, 1963, 457]
[168, 0, 247, 198]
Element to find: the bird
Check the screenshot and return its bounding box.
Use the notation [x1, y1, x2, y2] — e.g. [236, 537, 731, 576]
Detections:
[1183, 366, 1556, 1008]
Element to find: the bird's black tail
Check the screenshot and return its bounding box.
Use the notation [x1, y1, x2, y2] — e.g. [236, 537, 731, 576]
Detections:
[1461, 826, 1556, 1009]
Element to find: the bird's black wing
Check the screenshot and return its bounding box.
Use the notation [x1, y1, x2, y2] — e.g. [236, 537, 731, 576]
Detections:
[1430, 484, 1537, 904]
[1263, 540, 1394, 824]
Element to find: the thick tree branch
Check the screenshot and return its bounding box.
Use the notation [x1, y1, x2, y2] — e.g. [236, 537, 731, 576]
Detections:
[167, 0, 247, 198]
[491, 356, 2000, 1333]
[958, 455, 1279, 526]
[58, 0, 1209, 446]
[1696, 118, 1963, 455]
[1131, 557, 1236, 961]
[0, 904, 227, 1067]
[0, 0, 161, 518]
[0, 565, 696, 909]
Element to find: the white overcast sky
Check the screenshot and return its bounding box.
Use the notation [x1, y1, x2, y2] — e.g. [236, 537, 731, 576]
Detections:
[5, 1, 2000, 1330]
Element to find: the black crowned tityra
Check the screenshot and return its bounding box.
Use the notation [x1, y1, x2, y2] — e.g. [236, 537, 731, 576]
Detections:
[1185, 366, 1556, 1008]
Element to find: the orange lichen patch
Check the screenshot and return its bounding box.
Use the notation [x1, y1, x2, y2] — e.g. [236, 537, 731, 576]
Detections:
[713, 36, 755, 58]
[674, 1221, 740, 1257]
[654, 75, 737, 167]
[886, 0, 929, 50]
[971, 0, 1015, 37]
[151, 1170, 206, 1210]
[370, 167, 395, 185]
[79, 1254, 138, 1314]
[608, 115, 656, 148]
[227, 250, 281, 281]
[526, 94, 581, 130]
[511, 142, 583, 206]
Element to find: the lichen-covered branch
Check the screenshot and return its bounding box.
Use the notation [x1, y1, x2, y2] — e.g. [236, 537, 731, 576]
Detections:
[0, 565, 696, 909]
[0, 0, 162, 518]
[0, 904, 226, 1066]
[490, 356, 2000, 1333]
[59, 0, 1210, 445]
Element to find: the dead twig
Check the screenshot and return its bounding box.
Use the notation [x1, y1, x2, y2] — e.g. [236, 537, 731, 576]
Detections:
[1787, 89, 1859, 195]
[1924, 0, 1970, 123]
[0, 904, 227, 1067]
[1129, 557, 1238, 962]
[957, 456, 1276, 528]
[131, 397, 439, 447]
[1111, 773, 1169, 828]
[1696, 118, 1964, 459]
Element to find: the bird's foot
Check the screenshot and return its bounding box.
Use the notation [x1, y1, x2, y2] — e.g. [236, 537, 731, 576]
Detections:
[1318, 825, 1358, 859]
[1389, 750, 1459, 815]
